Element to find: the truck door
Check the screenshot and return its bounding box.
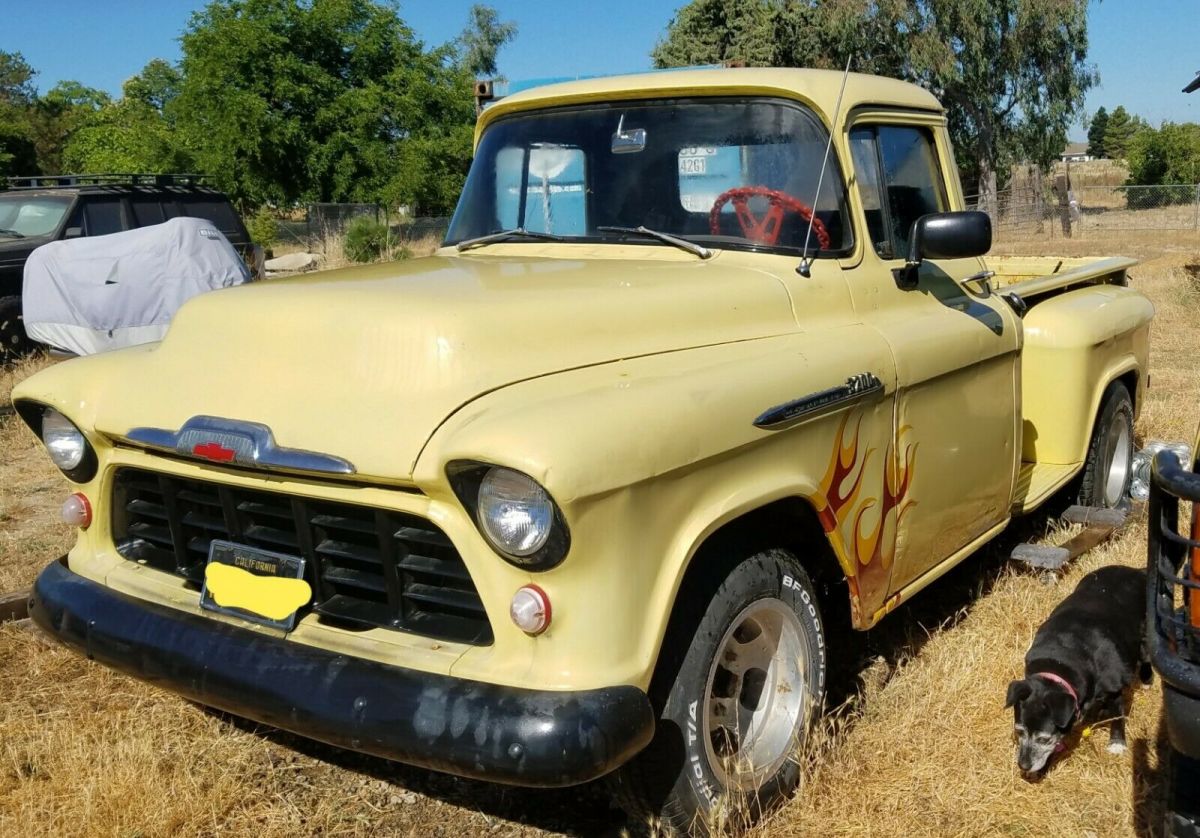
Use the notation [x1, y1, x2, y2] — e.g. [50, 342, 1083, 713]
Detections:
[846, 116, 1022, 600]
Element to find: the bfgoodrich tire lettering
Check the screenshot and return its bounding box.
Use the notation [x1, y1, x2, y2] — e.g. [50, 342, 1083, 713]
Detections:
[612, 548, 825, 835]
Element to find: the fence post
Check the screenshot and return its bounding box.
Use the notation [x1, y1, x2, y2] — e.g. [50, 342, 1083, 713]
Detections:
[1054, 175, 1072, 238]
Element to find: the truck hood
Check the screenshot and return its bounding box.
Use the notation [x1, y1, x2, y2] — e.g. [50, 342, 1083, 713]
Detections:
[89, 253, 797, 480]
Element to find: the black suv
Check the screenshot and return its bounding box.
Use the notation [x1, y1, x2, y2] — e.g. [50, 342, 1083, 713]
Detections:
[0, 174, 259, 360]
[1148, 451, 1200, 836]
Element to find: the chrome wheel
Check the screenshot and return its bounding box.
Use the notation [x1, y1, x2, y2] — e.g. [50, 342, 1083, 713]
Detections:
[702, 598, 810, 790]
[1102, 416, 1131, 507]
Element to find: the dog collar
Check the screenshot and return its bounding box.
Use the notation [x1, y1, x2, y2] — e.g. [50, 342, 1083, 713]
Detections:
[1033, 671, 1079, 715]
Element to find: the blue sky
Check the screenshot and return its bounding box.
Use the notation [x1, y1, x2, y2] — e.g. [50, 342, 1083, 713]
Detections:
[2, 0, 1197, 139]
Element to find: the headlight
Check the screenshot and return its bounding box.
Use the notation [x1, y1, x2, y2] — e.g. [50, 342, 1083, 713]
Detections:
[42, 409, 87, 471]
[14, 402, 98, 483]
[448, 462, 570, 569]
[479, 467, 554, 557]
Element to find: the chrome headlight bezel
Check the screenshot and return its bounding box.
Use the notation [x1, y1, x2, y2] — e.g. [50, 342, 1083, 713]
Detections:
[447, 462, 570, 570]
[14, 401, 98, 483]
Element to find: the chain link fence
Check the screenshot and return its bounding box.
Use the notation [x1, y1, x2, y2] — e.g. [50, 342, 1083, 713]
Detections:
[967, 184, 1200, 240]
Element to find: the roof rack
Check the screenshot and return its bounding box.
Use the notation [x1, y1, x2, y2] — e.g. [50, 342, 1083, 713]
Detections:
[6, 173, 211, 190]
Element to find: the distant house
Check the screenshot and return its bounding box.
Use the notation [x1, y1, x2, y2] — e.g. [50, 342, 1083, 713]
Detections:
[1060, 142, 1094, 163]
[1186, 71, 1200, 94]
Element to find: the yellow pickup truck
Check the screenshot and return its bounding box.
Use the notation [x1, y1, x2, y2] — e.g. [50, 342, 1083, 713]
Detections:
[14, 68, 1153, 833]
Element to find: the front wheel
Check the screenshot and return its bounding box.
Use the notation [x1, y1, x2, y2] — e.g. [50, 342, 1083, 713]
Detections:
[1077, 381, 1133, 509]
[611, 548, 826, 835]
[0, 295, 33, 363]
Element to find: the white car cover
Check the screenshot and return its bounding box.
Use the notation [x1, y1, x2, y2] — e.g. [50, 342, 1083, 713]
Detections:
[22, 216, 251, 356]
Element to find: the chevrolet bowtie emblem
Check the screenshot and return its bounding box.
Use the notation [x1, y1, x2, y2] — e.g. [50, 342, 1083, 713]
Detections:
[191, 441, 237, 462]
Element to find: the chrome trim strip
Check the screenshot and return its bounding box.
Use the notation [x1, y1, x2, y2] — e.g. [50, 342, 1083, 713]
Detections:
[125, 415, 356, 475]
[753, 373, 884, 430]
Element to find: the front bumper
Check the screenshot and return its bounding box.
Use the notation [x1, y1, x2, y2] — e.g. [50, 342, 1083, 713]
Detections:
[1147, 454, 1200, 758]
[31, 558, 655, 787]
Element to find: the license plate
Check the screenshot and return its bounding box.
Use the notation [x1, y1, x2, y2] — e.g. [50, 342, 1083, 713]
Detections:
[200, 540, 311, 631]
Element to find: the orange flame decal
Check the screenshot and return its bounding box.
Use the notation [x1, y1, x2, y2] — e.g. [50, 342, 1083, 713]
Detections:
[812, 413, 918, 622]
[815, 414, 873, 533]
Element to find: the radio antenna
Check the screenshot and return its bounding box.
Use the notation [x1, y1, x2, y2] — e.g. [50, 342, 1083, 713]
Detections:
[797, 55, 852, 278]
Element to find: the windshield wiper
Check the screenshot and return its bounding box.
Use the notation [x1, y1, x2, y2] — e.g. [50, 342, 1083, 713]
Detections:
[455, 228, 568, 252]
[0, 228, 24, 238]
[596, 225, 712, 259]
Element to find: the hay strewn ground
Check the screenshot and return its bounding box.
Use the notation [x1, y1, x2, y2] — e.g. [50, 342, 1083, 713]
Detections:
[1, 235, 1198, 836]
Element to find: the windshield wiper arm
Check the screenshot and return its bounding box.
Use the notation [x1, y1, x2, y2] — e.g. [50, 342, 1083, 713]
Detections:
[0, 228, 24, 238]
[456, 228, 568, 252]
[596, 225, 712, 259]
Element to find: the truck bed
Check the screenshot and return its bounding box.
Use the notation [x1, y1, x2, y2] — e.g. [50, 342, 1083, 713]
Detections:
[988, 256, 1137, 302]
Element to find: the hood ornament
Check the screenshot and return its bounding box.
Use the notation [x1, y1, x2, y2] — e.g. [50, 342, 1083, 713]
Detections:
[126, 415, 356, 476]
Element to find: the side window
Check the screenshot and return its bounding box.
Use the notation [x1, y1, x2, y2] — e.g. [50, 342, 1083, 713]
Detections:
[494, 144, 587, 235]
[180, 196, 241, 235]
[82, 197, 125, 237]
[849, 129, 888, 255]
[131, 197, 165, 227]
[851, 124, 948, 259]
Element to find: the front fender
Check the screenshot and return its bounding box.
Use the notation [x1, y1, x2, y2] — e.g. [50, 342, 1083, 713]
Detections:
[416, 328, 895, 691]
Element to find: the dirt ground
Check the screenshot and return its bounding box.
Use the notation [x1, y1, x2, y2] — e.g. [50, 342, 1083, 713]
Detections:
[1, 233, 1199, 836]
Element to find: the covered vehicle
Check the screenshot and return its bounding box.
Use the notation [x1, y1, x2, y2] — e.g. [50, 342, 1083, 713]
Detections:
[22, 216, 250, 356]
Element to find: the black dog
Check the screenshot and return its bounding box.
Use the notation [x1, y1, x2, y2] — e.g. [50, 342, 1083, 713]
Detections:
[1006, 565, 1148, 774]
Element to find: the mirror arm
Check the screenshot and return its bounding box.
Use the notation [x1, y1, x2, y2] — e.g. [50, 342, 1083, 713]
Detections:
[892, 220, 925, 290]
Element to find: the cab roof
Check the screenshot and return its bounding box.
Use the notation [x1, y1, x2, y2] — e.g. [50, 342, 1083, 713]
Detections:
[476, 67, 944, 141]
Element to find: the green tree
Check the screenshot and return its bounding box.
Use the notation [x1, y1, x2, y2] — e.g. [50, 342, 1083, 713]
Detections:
[31, 81, 111, 173]
[653, 0, 1097, 196]
[62, 98, 192, 173]
[1103, 105, 1141, 160]
[458, 4, 518, 78]
[1087, 106, 1108, 158]
[173, 0, 475, 213]
[0, 51, 39, 176]
[651, 0, 779, 68]
[1127, 122, 1200, 185]
[56, 60, 189, 174]
[123, 59, 183, 116]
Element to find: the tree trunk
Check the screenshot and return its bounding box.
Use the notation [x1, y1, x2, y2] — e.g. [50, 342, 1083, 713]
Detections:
[977, 160, 998, 222]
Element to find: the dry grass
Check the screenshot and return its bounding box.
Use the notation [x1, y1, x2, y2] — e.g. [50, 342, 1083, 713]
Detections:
[272, 230, 444, 271]
[2, 231, 1199, 836]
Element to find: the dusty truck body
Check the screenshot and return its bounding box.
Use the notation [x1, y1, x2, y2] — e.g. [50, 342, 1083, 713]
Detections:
[15, 69, 1153, 832]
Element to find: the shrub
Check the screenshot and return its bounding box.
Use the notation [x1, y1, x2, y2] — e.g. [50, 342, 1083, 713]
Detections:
[246, 207, 279, 248]
[343, 216, 392, 263]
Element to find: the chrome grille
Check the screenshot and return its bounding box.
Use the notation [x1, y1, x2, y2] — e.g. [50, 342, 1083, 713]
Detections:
[111, 467, 492, 644]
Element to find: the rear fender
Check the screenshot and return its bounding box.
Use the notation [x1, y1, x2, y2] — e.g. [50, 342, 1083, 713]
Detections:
[1020, 285, 1152, 464]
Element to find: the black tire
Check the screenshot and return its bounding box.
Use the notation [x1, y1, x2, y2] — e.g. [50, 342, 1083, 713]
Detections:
[611, 548, 826, 836]
[1076, 381, 1133, 509]
[1166, 751, 1200, 837]
[0, 295, 32, 363]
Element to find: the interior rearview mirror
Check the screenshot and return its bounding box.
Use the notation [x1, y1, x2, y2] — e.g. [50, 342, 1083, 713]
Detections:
[893, 211, 992, 290]
[611, 114, 646, 154]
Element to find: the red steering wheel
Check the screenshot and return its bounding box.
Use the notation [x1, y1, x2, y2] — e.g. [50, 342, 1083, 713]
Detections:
[709, 186, 831, 249]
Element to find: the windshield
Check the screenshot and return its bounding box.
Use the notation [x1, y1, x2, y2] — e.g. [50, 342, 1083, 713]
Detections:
[0, 195, 71, 238]
[446, 98, 853, 255]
